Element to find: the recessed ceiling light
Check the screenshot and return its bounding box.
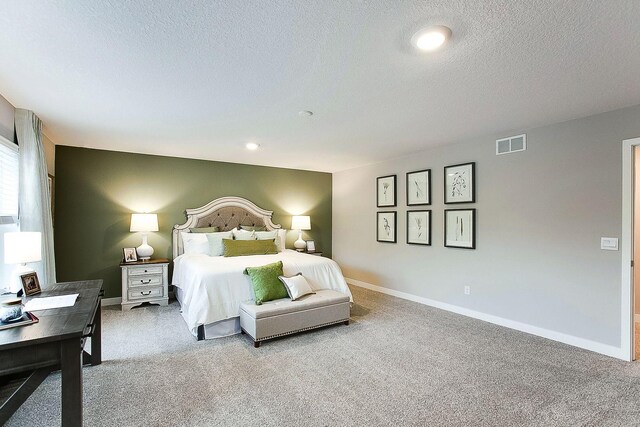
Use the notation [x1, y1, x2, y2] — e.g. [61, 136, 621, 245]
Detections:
[298, 110, 313, 117]
[411, 25, 452, 51]
[245, 142, 260, 150]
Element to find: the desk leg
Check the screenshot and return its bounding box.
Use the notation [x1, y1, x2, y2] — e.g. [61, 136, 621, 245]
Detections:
[91, 298, 102, 365]
[61, 339, 82, 426]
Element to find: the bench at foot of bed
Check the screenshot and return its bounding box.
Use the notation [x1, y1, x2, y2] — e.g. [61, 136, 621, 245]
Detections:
[239, 290, 350, 347]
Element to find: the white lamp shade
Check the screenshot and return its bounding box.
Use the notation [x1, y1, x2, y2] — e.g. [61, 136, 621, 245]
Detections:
[130, 214, 158, 232]
[4, 232, 42, 264]
[291, 215, 311, 230]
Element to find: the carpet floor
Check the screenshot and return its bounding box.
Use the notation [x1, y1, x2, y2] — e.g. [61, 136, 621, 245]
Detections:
[6, 285, 640, 426]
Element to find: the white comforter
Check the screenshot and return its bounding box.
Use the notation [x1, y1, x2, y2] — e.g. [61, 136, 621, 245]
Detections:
[172, 250, 352, 333]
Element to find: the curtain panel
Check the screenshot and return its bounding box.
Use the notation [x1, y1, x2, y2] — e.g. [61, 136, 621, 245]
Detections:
[15, 109, 56, 287]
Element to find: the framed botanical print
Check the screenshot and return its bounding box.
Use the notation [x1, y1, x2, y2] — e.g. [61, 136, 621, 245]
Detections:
[377, 175, 397, 207]
[406, 169, 431, 206]
[444, 162, 475, 204]
[376, 211, 397, 243]
[407, 210, 431, 245]
[444, 209, 476, 249]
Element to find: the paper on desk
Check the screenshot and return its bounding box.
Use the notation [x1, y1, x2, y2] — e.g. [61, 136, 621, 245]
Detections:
[23, 294, 79, 311]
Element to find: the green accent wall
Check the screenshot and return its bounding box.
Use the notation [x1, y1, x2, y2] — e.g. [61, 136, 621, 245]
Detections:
[54, 146, 332, 298]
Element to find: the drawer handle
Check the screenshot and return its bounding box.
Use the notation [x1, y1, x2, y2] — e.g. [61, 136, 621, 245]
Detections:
[139, 279, 151, 284]
[140, 290, 152, 296]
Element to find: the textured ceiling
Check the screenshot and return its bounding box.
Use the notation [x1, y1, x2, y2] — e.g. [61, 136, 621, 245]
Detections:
[0, 1, 639, 172]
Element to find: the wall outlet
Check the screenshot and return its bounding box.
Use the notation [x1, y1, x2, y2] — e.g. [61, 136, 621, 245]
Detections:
[464, 286, 470, 295]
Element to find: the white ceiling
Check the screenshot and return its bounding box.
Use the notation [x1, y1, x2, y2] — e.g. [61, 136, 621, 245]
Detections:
[1, 1, 639, 172]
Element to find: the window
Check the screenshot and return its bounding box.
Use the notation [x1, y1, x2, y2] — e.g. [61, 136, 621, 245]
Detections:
[0, 135, 19, 291]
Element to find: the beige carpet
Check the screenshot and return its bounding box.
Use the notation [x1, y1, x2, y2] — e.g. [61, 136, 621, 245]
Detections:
[6, 285, 640, 426]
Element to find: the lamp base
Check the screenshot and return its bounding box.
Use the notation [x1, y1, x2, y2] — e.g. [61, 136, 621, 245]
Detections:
[137, 234, 154, 260]
[294, 230, 306, 251]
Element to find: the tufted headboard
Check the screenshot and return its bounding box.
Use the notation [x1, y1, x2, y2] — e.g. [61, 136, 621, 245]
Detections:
[172, 196, 282, 259]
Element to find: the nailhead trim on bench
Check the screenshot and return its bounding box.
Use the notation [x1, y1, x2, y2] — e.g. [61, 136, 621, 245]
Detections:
[252, 318, 350, 344]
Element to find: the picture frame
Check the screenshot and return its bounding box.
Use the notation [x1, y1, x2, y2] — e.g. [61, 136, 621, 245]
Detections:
[123, 247, 138, 263]
[376, 175, 397, 207]
[407, 210, 431, 245]
[377, 211, 397, 243]
[20, 272, 41, 297]
[444, 209, 476, 249]
[406, 169, 431, 206]
[444, 162, 475, 204]
[306, 240, 316, 253]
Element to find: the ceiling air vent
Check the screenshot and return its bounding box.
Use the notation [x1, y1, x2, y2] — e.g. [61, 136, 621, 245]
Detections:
[496, 134, 526, 155]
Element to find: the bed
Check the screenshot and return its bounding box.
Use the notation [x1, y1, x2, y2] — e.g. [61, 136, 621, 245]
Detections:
[171, 196, 352, 340]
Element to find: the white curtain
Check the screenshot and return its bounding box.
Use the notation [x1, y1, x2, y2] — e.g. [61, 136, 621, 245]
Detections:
[15, 109, 56, 287]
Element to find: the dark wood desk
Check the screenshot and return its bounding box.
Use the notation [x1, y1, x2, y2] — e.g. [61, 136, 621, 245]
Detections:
[0, 280, 103, 426]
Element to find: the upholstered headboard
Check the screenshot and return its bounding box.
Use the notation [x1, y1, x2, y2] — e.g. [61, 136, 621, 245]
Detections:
[172, 196, 282, 259]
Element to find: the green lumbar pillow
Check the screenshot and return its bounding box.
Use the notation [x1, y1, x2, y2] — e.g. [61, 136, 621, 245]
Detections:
[240, 225, 267, 232]
[223, 239, 277, 257]
[244, 261, 288, 305]
[191, 226, 220, 233]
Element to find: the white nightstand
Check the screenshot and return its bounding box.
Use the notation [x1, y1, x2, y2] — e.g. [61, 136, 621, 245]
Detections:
[120, 258, 169, 310]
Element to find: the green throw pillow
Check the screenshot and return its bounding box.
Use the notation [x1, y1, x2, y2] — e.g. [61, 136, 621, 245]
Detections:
[223, 239, 277, 257]
[240, 225, 267, 232]
[244, 261, 288, 305]
[191, 226, 220, 233]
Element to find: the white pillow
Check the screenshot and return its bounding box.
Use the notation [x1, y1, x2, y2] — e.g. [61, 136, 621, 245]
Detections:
[205, 232, 234, 256]
[181, 232, 209, 255]
[256, 230, 282, 252]
[232, 229, 256, 240]
[278, 273, 315, 301]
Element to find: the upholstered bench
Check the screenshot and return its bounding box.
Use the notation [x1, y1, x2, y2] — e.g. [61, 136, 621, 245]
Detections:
[239, 290, 350, 347]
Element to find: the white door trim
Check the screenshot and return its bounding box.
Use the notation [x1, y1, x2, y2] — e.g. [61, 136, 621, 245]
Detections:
[621, 137, 640, 361]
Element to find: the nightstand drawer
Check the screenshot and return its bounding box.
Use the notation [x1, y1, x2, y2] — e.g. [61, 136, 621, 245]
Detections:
[128, 286, 164, 300]
[128, 275, 163, 288]
[128, 266, 164, 276]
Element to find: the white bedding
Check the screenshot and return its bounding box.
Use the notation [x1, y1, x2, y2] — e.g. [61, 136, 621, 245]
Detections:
[172, 250, 353, 336]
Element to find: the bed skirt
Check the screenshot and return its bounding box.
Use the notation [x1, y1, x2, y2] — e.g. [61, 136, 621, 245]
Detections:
[175, 286, 242, 339]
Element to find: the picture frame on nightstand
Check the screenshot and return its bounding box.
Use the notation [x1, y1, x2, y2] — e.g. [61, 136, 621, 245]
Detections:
[306, 240, 316, 253]
[123, 247, 138, 263]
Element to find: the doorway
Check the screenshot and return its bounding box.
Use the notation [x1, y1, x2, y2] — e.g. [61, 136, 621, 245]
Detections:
[622, 137, 640, 361]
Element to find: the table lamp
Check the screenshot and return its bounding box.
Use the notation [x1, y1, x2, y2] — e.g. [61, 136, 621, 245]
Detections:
[4, 231, 42, 293]
[291, 215, 311, 251]
[130, 213, 158, 260]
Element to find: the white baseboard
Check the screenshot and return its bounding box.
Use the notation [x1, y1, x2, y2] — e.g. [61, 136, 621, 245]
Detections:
[346, 278, 625, 360]
[101, 297, 121, 307]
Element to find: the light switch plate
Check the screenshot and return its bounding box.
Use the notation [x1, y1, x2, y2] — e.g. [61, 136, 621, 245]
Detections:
[601, 237, 619, 251]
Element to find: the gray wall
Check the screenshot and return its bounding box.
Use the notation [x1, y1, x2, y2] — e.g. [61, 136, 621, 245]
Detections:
[0, 94, 15, 142]
[333, 104, 640, 348]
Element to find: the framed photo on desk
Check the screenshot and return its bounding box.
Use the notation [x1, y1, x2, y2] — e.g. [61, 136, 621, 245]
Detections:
[20, 272, 41, 296]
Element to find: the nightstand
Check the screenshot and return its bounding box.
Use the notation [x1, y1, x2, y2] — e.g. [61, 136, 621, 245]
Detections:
[306, 252, 323, 257]
[120, 258, 169, 310]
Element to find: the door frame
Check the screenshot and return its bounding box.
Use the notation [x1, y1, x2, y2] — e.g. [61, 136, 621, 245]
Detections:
[621, 137, 640, 361]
